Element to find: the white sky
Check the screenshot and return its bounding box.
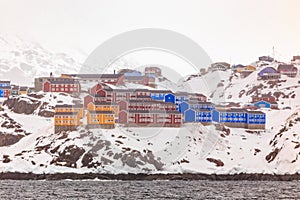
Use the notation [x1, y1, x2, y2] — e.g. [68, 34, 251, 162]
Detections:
[1, 0, 300, 65]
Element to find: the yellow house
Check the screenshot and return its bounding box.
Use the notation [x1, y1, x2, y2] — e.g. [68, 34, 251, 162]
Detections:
[237, 65, 256, 73]
[18, 87, 28, 95]
[87, 102, 119, 116]
[54, 112, 81, 133]
[87, 110, 115, 129]
[55, 104, 84, 118]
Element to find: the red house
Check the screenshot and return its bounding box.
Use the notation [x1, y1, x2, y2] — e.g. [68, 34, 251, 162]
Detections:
[118, 100, 177, 111]
[124, 76, 155, 87]
[277, 64, 298, 78]
[84, 94, 106, 108]
[119, 110, 182, 127]
[251, 94, 276, 103]
[62, 74, 125, 85]
[43, 79, 81, 95]
[145, 66, 162, 77]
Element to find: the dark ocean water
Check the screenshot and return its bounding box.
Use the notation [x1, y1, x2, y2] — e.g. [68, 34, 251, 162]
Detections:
[0, 180, 299, 199]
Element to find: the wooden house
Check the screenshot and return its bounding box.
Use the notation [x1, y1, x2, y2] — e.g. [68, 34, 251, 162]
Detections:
[119, 110, 182, 127]
[259, 56, 274, 62]
[277, 64, 297, 78]
[150, 90, 173, 101]
[55, 104, 84, 118]
[86, 110, 115, 129]
[87, 101, 119, 120]
[61, 74, 126, 85]
[0, 81, 11, 98]
[246, 110, 266, 129]
[179, 101, 215, 114]
[43, 78, 81, 95]
[257, 67, 281, 80]
[209, 62, 231, 71]
[126, 100, 176, 111]
[145, 66, 162, 77]
[54, 112, 81, 133]
[18, 87, 28, 95]
[124, 76, 155, 87]
[184, 109, 212, 125]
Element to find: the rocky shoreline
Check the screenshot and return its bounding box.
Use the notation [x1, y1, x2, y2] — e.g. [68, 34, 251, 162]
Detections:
[1, 172, 300, 181]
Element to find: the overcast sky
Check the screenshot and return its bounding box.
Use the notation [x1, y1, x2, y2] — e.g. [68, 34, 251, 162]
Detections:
[1, 0, 300, 65]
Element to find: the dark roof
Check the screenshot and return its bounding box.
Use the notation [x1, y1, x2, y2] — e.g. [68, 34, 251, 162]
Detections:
[93, 102, 118, 106]
[216, 108, 246, 113]
[55, 104, 83, 108]
[125, 76, 146, 81]
[246, 110, 265, 114]
[136, 95, 152, 99]
[128, 110, 181, 114]
[0, 81, 10, 84]
[185, 101, 214, 105]
[128, 100, 175, 105]
[88, 110, 114, 114]
[49, 79, 79, 84]
[63, 74, 123, 79]
[19, 87, 28, 91]
[278, 64, 297, 71]
[149, 90, 173, 93]
[187, 108, 212, 112]
[54, 112, 78, 116]
[0, 86, 11, 89]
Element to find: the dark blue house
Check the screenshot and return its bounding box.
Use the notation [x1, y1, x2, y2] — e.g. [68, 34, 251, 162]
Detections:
[246, 110, 266, 129]
[150, 90, 173, 101]
[0, 81, 11, 98]
[212, 108, 266, 129]
[164, 93, 175, 104]
[179, 101, 215, 114]
[184, 109, 212, 124]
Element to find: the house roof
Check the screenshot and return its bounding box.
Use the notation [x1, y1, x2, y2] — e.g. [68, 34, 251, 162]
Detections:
[55, 104, 83, 108]
[128, 110, 181, 114]
[278, 64, 297, 71]
[258, 67, 279, 77]
[0, 86, 11, 89]
[246, 110, 265, 115]
[0, 81, 10, 84]
[54, 112, 78, 116]
[92, 102, 118, 106]
[62, 74, 123, 79]
[48, 79, 79, 84]
[125, 76, 147, 81]
[88, 110, 114, 114]
[149, 90, 173, 93]
[128, 100, 175, 105]
[19, 87, 28, 91]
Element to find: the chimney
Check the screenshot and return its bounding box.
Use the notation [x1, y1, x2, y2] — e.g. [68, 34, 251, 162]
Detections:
[114, 70, 116, 74]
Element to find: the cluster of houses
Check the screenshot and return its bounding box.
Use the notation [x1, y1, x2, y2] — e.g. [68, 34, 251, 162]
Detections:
[4, 60, 297, 133]
[204, 55, 299, 80]
[53, 80, 268, 133]
[0, 81, 34, 98]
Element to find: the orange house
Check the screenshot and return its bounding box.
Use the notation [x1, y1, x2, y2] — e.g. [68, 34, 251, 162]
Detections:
[87, 102, 119, 118]
[86, 110, 115, 129]
[54, 112, 81, 133]
[55, 104, 84, 118]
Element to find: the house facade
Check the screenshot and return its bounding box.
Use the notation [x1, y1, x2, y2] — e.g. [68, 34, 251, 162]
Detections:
[277, 64, 298, 78]
[0, 81, 11, 98]
[124, 76, 155, 87]
[257, 67, 281, 80]
[54, 112, 81, 133]
[61, 74, 126, 85]
[144, 66, 162, 77]
[43, 79, 81, 95]
[209, 62, 231, 71]
[87, 110, 115, 129]
[184, 109, 212, 125]
[119, 110, 182, 127]
[55, 104, 84, 118]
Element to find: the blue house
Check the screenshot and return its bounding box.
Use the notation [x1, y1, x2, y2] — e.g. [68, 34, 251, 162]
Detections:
[246, 110, 266, 129]
[212, 108, 247, 128]
[253, 100, 271, 109]
[0, 81, 11, 98]
[164, 93, 175, 104]
[179, 101, 215, 114]
[184, 109, 212, 124]
[150, 90, 173, 101]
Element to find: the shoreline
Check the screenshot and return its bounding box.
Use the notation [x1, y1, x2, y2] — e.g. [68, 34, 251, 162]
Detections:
[1, 172, 300, 181]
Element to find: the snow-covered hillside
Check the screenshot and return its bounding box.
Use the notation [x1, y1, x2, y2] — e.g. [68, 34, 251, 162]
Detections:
[0, 33, 82, 86]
